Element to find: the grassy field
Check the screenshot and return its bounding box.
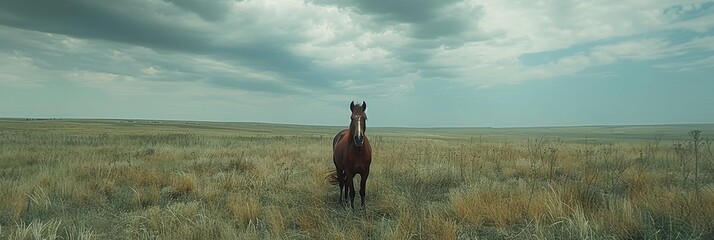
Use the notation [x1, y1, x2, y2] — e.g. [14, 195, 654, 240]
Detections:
[1, 118, 714, 239]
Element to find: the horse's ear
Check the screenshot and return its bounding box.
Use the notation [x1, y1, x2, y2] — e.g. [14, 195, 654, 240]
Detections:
[361, 101, 366, 111]
[350, 101, 355, 111]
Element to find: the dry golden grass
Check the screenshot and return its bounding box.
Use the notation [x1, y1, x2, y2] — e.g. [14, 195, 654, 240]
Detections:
[227, 194, 262, 226]
[264, 206, 286, 238]
[452, 182, 534, 228]
[1, 119, 713, 239]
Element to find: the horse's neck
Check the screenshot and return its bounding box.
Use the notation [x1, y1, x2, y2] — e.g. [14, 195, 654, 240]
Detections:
[346, 126, 354, 139]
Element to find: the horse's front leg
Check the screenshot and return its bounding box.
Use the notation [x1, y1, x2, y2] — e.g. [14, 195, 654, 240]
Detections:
[359, 170, 369, 210]
[345, 171, 356, 209]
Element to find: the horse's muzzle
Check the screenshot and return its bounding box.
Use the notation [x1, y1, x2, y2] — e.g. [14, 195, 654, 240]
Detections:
[354, 136, 364, 147]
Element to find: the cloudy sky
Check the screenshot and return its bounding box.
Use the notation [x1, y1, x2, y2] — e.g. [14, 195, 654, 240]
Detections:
[1, 0, 713, 127]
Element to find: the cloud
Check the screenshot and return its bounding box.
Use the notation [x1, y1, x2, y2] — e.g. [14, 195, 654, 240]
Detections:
[164, 0, 234, 21]
[310, 0, 492, 49]
[0, 0, 209, 50]
[655, 55, 714, 72]
[436, 0, 714, 86]
[0, 25, 303, 95]
[525, 33, 714, 80]
[0, 51, 46, 88]
[0, 0, 712, 101]
[0, 0, 336, 89]
[66, 71, 150, 95]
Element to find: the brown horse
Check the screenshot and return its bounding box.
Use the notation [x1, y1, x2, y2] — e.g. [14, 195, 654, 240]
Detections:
[331, 101, 372, 209]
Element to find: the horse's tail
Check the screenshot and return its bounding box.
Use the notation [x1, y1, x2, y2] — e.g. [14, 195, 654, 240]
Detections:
[326, 170, 339, 185]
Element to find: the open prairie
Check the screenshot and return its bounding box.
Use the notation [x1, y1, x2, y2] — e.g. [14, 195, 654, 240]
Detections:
[1, 119, 714, 239]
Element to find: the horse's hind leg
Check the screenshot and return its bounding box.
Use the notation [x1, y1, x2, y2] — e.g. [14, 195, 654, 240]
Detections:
[336, 169, 345, 205]
[359, 170, 369, 209]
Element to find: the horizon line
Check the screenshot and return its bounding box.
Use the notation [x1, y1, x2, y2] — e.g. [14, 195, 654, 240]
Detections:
[2, 116, 713, 129]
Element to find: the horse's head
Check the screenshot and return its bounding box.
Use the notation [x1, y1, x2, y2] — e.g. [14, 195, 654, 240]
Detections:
[349, 101, 367, 147]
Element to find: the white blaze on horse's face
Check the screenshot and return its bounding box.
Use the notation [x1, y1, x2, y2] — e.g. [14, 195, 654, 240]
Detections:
[349, 101, 367, 147]
[352, 116, 365, 147]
